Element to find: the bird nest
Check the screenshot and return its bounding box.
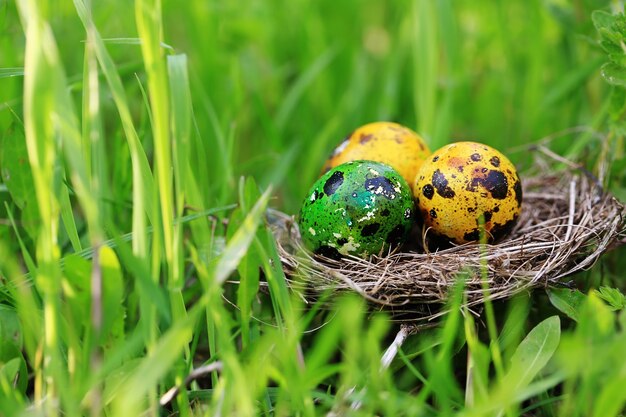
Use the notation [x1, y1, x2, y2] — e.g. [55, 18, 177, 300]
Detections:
[272, 150, 626, 322]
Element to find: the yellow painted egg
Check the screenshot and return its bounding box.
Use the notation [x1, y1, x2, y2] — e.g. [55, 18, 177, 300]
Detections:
[322, 121, 431, 190]
[413, 141, 522, 246]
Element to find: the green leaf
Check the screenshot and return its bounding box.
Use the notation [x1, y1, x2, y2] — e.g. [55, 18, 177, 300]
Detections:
[99, 246, 125, 344]
[0, 123, 35, 210]
[592, 374, 626, 417]
[112, 293, 208, 413]
[0, 356, 18, 377]
[0, 68, 24, 78]
[0, 305, 22, 355]
[476, 317, 561, 415]
[578, 292, 616, 339]
[100, 37, 174, 50]
[601, 62, 626, 87]
[464, 312, 491, 405]
[233, 178, 263, 345]
[592, 10, 615, 32]
[0, 355, 28, 396]
[608, 52, 626, 68]
[59, 181, 83, 252]
[504, 316, 561, 388]
[62, 254, 92, 330]
[595, 287, 626, 311]
[102, 358, 142, 406]
[228, 208, 260, 347]
[0, 306, 26, 398]
[253, 222, 294, 328]
[609, 86, 626, 120]
[111, 232, 171, 325]
[547, 288, 587, 322]
[213, 186, 272, 285]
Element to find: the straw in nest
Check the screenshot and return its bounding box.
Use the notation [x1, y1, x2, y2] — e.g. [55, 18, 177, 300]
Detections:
[272, 151, 626, 322]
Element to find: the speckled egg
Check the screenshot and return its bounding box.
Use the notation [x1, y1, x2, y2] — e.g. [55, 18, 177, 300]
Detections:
[299, 161, 414, 259]
[322, 122, 431, 190]
[413, 141, 522, 246]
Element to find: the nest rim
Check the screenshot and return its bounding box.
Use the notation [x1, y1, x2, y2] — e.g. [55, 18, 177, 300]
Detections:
[272, 153, 626, 322]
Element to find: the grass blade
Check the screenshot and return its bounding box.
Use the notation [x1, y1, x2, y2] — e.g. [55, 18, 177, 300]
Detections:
[274, 48, 337, 131]
[214, 186, 272, 285]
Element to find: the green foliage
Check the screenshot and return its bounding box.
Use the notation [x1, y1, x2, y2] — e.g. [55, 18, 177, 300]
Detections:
[462, 316, 562, 417]
[594, 8, 626, 128]
[557, 292, 626, 417]
[0, 122, 33, 211]
[547, 288, 587, 322]
[596, 286, 626, 310]
[0, 0, 625, 416]
[0, 121, 40, 242]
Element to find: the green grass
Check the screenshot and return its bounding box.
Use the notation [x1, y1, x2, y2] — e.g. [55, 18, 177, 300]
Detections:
[1, 0, 626, 416]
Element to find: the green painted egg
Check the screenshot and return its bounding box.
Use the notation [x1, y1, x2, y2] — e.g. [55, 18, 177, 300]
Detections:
[298, 160, 414, 259]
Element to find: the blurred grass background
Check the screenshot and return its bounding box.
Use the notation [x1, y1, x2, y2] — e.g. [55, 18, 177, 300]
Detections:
[1, 0, 626, 416]
[1, 0, 615, 214]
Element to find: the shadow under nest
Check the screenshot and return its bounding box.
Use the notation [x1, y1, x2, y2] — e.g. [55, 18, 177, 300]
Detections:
[272, 153, 626, 322]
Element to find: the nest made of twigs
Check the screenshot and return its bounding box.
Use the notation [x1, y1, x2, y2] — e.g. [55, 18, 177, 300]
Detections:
[272, 151, 626, 321]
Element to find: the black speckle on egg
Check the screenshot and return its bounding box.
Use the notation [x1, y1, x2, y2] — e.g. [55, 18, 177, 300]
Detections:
[484, 170, 508, 199]
[361, 223, 381, 237]
[359, 133, 374, 144]
[426, 232, 456, 250]
[324, 171, 344, 195]
[490, 156, 500, 167]
[464, 229, 480, 242]
[471, 153, 482, 162]
[432, 169, 455, 199]
[490, 216, 519, 241]
[514, 180, 523, 207]
[364, 176, 397, 199]
[386, 225, 406, 244]
[432, 156, 439, 162]
[316, 245, 341, 260]
[429, 209, 437, 219]
[468, 170, 508, 199]
[423, 184, 434, 199]
[483, 211, 493, 222]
